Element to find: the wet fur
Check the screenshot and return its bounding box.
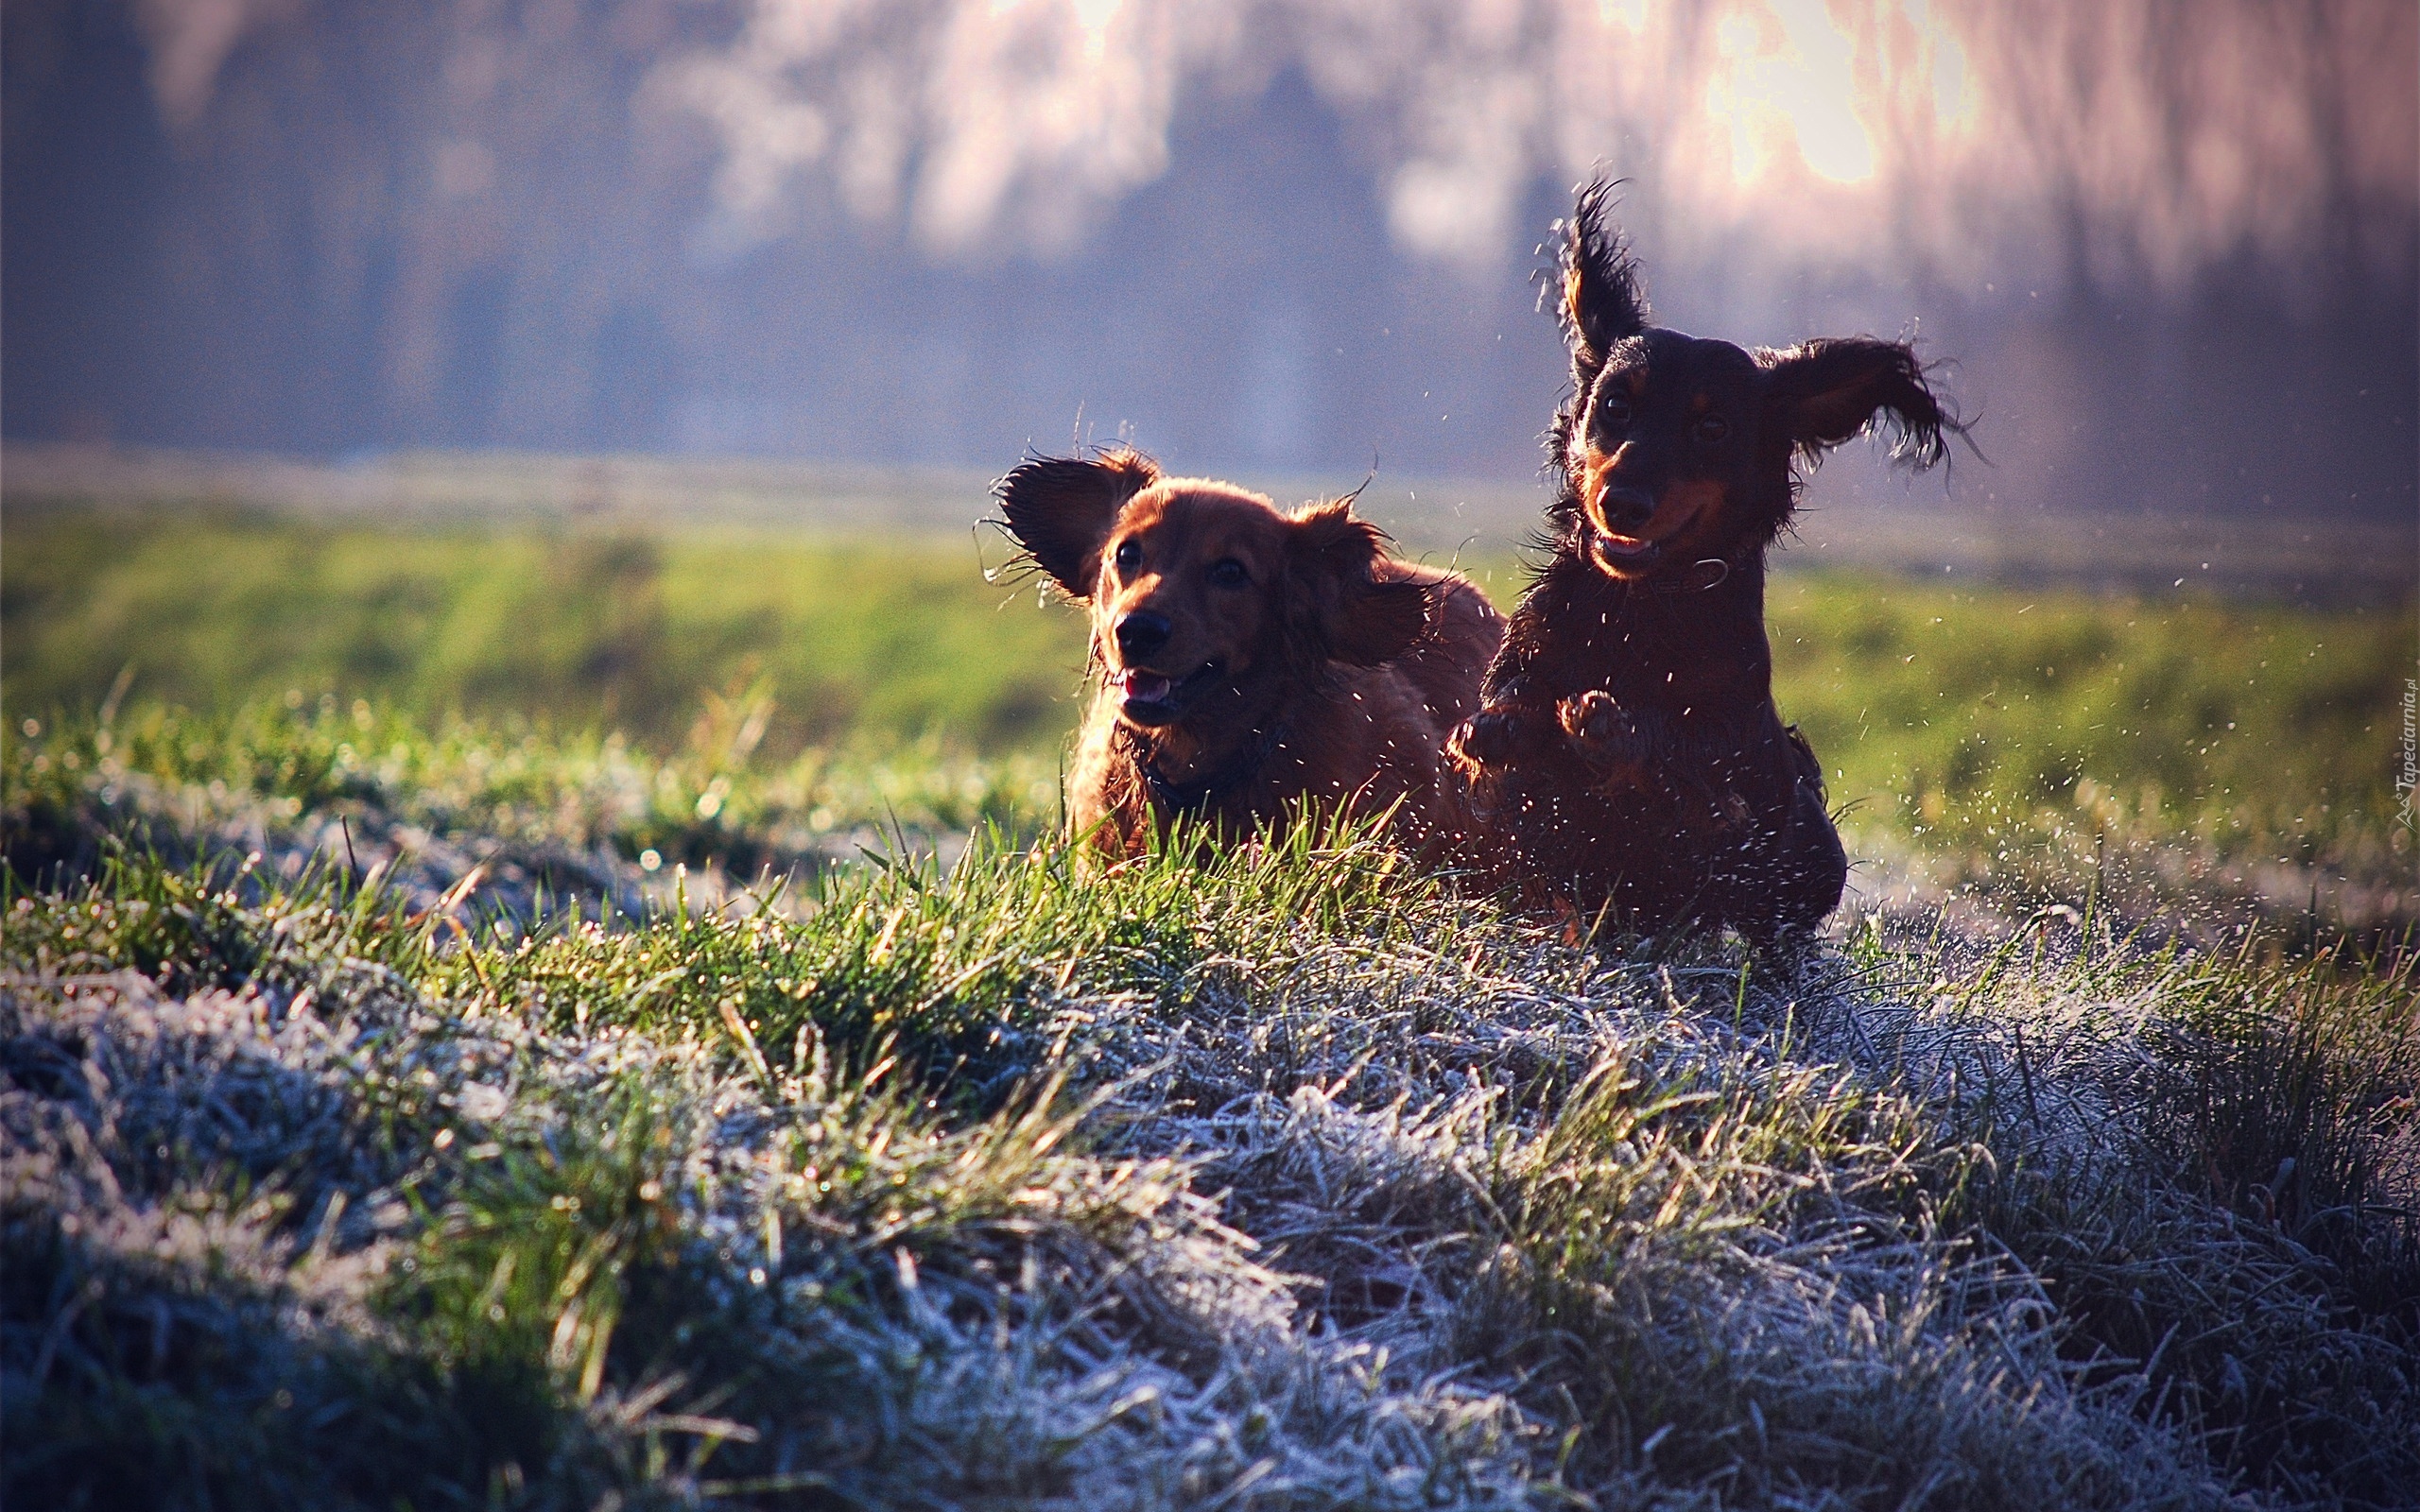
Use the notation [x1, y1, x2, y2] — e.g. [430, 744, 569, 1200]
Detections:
[1450, 181, 1964, 940]
[997, 448, 1503, 861]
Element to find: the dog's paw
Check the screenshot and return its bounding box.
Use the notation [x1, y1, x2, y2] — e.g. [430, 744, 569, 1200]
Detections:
[1558, 690, 1647, 769]
[1447, 705, 1540, 770]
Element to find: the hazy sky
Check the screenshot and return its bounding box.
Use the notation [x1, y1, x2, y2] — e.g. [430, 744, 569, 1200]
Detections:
[7, 0, 2414, 518]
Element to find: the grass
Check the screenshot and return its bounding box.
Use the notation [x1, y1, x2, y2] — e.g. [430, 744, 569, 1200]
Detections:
[5, 496, 2416, 1507]
[2, 696, 1058, 921]
[1769, 576, 2413, 935]
[6, 799, 2415, 1508]
[2, 506, 1084, 754]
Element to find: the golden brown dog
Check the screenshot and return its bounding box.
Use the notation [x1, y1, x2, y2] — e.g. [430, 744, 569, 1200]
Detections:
[995, 447, 1502, 860]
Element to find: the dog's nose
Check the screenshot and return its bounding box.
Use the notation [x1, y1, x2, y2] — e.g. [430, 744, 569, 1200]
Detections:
[1599, 486, 1657, 533]
[1115, 610, 1172, 661]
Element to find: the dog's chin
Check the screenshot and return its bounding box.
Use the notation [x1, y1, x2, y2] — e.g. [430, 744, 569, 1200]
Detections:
[1121, 696, 1184, 729]
[1588, 531, 1665, 579]
[1115, 662, 1223, 728]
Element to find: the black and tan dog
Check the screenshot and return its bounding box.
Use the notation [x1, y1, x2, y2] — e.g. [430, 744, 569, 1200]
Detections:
[999, 447, 1502, 861]
[1449, 182, 1963, 941]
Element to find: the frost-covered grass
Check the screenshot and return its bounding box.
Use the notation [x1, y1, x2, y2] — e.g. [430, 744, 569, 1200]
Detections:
[4, 697, 1058, 921]
[6, 723, 2417, 1508]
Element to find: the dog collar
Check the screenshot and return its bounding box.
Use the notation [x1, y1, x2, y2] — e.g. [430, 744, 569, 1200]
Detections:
[1117, 721, 1289, 818]
[1649, 558, 1732, 593]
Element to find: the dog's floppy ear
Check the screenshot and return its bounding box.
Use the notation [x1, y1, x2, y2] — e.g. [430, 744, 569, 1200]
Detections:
[1760, 338, 1960, 470]
[1286, 501, 1431, 668]
[993, 447, 1161, 598]
[1559, 179, 1650, 387]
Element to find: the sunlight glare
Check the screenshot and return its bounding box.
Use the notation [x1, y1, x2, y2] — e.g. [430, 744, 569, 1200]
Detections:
[1070, 0, 1123, 61]
[1709, 2, 1877, 188]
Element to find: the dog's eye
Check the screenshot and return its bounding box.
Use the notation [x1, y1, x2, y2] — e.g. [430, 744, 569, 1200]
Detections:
[1207, 558, 1250, 589]
[1113, 540, 1142, 574]
[1599, 393, 1632, 425]
[1694, 415, 1730, 445]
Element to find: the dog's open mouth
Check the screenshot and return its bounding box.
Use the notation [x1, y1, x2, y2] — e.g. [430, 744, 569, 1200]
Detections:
[1117, 662, 1223, 725]
[1585, 484, 1709, 577]
[1590, 531, 1663, 571]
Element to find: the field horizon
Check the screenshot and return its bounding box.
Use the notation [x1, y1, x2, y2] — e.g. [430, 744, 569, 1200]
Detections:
[9, 439, 2416, 603]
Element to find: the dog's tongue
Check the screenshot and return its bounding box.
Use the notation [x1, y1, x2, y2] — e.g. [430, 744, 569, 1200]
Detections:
[1121, 670, 1174, 703]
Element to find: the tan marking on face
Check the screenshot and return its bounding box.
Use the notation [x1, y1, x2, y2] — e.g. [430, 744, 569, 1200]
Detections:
[1576, 445, 1620, 535]
[1634, 478, 1726, 547]
[1575, 452, 1727, 550]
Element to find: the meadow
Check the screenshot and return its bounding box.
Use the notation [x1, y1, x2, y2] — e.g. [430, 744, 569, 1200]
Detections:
[5, 480, 2417, 1510]
[7, 500, 2411, 933]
